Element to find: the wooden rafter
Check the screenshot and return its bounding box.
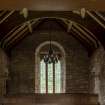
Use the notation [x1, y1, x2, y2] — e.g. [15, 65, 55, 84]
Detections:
[87, 11, 105, 29]
[73, 23, 98, 48]
[72, 27, 95, 48]
[4, 20, 36, 49]
[95, 11, 105, 22]
[0, 10, 15, 24]
[0, 16, 100, 51]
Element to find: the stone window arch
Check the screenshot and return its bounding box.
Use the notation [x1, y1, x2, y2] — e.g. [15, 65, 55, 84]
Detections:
[35, 41, 66, 93]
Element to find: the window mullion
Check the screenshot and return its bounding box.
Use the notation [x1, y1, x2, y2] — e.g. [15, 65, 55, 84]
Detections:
[46, 63, 48, 93]
[53, 63, 55, 93]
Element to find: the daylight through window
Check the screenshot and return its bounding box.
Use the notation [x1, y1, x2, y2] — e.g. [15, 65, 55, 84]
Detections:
[40, 59, 61, 93]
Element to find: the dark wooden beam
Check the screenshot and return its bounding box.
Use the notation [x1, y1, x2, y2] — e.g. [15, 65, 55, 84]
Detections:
[0, 0, 105, 10]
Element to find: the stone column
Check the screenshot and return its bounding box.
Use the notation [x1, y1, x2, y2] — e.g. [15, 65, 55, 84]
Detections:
[90, 46, 104, 105]
[0, 75, 8, 96]
[89, 71, 95, 93]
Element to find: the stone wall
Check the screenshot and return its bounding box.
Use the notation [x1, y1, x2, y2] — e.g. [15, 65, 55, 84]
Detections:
[0, 93, 99, 105]
[0, 48, 8, 96]
[7, 29, 90, 94]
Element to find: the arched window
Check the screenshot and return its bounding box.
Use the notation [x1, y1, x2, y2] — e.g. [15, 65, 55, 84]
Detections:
[35, 41, 66, 93]
[40, 58, 61, 93]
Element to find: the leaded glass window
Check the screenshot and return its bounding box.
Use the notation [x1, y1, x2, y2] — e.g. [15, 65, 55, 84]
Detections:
[40, 59, 61, 93]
